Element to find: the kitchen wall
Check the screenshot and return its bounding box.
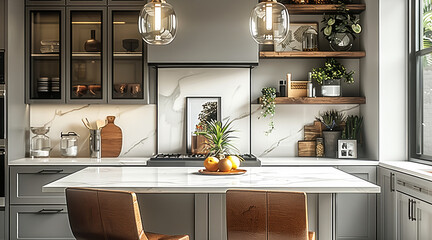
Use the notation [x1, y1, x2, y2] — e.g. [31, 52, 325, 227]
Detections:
[29, 102, 360, 158]
[30, 104, 156, 157]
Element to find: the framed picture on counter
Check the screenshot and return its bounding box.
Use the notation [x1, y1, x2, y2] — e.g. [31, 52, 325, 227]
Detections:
[274, 22, 319, 52]
[338, 139, 358, 159]
[186, 97, 221, 153]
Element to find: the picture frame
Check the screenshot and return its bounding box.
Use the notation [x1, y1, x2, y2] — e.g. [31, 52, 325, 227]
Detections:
[186, 97, 221, 153]
[338, 140, 358, 159]
[274, 22, 319, 52]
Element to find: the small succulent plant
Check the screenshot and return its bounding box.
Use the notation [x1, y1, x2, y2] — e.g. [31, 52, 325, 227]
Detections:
[316, 110, 346, 131]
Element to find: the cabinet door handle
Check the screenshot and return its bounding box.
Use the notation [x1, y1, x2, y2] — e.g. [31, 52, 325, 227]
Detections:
[37, 169, 64, 174]
[390, 173, 395, 192]
[408, 199, 412, 220]
[412, 200, 417, 221]
[37, 209, 63, 214]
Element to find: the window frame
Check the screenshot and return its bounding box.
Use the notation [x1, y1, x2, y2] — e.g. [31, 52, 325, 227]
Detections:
[410, 0, 432, 163]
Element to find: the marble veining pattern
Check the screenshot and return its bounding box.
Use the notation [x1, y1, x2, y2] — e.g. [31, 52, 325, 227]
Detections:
[43, 166, 380, 194]
[251, 104, 360, 157]
[158, 68, 251, 154]
[30, 105, 157, 157]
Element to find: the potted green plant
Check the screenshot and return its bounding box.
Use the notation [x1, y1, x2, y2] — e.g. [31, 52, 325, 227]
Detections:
[322, 5, 362, 51]
[311, 58, 354, 97]
[259, 87, 277, 135]
[341, 115, 363, 140]
[316, 110, 346, 158]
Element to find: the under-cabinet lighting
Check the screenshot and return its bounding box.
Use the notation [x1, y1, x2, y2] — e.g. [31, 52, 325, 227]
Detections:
[71, 21, 126, 25]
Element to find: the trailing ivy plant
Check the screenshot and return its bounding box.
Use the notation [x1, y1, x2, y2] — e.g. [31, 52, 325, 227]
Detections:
[311, 58, 355, 85]
[322, 4, 362, 42]
[259, 87, 277, 135]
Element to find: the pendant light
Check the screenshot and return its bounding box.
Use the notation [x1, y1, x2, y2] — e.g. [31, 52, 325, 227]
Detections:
[138, 0, 177, 45]
[250, 0, 290, 44]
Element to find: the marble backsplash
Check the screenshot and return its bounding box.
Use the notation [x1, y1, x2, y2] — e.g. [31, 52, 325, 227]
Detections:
[157, 68, 251, 154]
[30, 103, 360, 158]
[29, 104, 157, 157]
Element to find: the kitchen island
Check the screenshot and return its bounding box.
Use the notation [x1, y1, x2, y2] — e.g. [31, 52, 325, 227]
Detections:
[44, 167, 380, 240]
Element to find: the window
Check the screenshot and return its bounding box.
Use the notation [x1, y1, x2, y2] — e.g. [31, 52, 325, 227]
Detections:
[413, 0, 432, 160]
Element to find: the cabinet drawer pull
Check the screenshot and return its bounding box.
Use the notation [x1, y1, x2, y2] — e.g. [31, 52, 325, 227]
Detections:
[408, 199, 412, 220]
[390, 173, 395, 192]
[37, 169, 64, 174]
[412, 200, 417, 221]
[37, 209, 63, 214]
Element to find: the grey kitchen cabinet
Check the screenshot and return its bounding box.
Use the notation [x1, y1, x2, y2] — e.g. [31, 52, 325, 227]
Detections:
[26, 7, 66, 104]
[10, 205, 74, 240]
[397, 193, 417, 240]
[26, 4, 148, 104]
[394, 169, 432, 240]
[0, 0, 4, 49]
[10, 166, 83, 204]
[335, 166, 377, 240]
[417, 197, 432, 240]
[396, 193, 432, 240]
[377, 167, 397, 240]
[147, 0, 259, 64]
[0, 210, 4, 240]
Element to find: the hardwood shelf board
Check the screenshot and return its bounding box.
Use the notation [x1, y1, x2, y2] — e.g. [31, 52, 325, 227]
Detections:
[259, 51, 366, 58]
[286, 4, 366, 14]
[273, 97, 366, 105]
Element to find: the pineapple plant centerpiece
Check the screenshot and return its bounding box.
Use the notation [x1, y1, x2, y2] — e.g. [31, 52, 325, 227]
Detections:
[197, 119, 242, 172]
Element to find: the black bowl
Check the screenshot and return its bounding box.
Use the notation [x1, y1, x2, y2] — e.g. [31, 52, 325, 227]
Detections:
[122, 39, 139, 52]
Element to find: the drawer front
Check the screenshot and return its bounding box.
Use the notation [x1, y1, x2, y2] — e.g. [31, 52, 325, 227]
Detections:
[10, 166, 84, 204]
[10, 205, 74, 240]
[395, 171, 432, 204]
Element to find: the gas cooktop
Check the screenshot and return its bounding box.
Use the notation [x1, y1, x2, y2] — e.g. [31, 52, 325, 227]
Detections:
[147, 153, 261, 167]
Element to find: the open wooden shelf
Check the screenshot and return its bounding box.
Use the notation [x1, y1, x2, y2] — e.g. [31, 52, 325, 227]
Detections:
[286, 4, 366, 15]
[273, 97, 366, 105]
[260, 51, 366, 58]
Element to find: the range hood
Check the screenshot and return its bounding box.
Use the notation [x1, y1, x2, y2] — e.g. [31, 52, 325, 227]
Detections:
[147, 0, 259, 64]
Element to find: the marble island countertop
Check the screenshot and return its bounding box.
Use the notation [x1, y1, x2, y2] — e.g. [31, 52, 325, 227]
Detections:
[43, 166, 380, 194]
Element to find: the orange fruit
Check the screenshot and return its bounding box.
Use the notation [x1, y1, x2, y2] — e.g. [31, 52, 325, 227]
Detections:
[218, 158, 233, 172]
[204, 156, 219, 172]
[226, 155, 241, 170]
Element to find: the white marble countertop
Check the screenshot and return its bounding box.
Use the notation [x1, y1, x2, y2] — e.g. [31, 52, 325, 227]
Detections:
[380, 161, 432, 182]
[43, 167, 380, 194]
[260, 157, 379, 166]
[8, 157, 149, 166]
[9, 157, 379, 166]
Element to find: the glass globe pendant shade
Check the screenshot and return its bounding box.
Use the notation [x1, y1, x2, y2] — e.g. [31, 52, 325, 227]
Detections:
[138, 0, 177, 45]
[250, 0, 290, 44]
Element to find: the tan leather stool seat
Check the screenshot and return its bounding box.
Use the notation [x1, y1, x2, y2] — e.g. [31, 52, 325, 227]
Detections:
[146, 232, 189, 240]
[66, 188, 189, 240]
[226, 190, 316, 240]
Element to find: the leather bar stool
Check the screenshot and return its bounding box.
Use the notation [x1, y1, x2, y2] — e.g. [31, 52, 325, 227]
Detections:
[226, 190, 316, 240]
[66, 187, 189, 240]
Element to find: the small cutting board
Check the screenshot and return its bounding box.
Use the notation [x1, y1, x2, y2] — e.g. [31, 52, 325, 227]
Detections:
[101, 116, 122, 157]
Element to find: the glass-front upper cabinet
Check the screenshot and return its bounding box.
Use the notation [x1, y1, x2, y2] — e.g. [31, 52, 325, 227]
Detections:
[69, 10, 106, 102]
[28, 9, 64, 102]
[110, 10, 145, 102]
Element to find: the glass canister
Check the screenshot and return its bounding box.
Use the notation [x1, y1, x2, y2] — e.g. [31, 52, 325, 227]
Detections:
[302, 27, 318, 51]
[316, 138, 324, 157]
[60, 132, 79, 157]
[30, 127, 51, 158]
